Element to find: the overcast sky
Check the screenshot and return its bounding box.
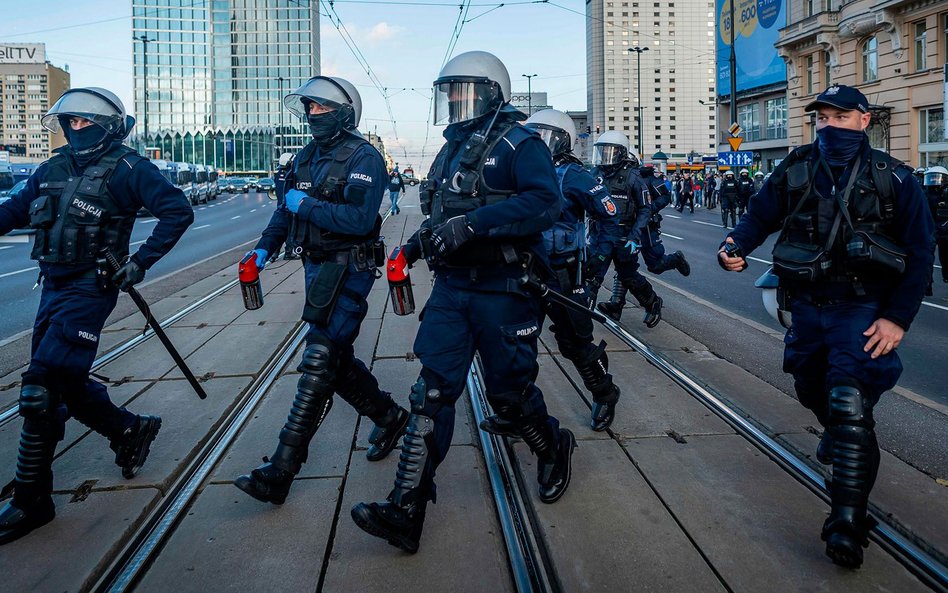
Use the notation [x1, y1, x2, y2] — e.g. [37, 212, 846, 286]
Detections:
[1, 0, 589, 172]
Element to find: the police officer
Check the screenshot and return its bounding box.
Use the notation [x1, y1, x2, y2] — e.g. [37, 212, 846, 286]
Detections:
[719, 170, 739, 228]
[923, 166, 948, 282]
[234, 76, 408, 505]
[387, 169, 406, 215]
[351, 52, 575, 553]
[587, 132, 664, 327]
[520, 108, 621, 431]
[737, 168, 754, 218]
[753, 170, 765, 193]
[719, 84, 934, 568]
[0, 88, 194, 544]
[273, 152, 299, 260]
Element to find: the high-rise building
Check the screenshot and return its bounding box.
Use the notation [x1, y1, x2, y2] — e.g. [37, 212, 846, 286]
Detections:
[0, 43, 70, 163]
[586, 0, 718, 165]
[131, 0, 319, 173]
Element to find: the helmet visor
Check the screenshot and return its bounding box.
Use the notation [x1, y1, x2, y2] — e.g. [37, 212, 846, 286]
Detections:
[433, 78, 500, 125]
[42, 90, 123, 134]
[924, 172, 948, 187]
[284, 77, 352, 120]
[593, 144, 626, 167]
[526, 123, 571, 155]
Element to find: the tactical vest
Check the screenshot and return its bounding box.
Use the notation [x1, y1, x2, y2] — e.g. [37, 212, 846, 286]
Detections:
[288, 135, 381, 254]
[932, 188, 948, 223]
[542, 163, 585, 257]
[29, 145, 139, 265]
[720, 178, 739, 197]
[420, 121, 558, 266]
[775, 146, 902, 282]
[600, 163, 637, 220]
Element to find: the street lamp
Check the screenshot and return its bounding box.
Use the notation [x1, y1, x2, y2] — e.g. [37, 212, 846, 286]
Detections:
[521, 73, 537, 115]
[277, 76, 285, 159]
[628, 46, 649, 162]
[133, 34, 155, 150]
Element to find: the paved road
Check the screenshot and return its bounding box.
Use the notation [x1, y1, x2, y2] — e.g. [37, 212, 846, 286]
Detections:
[0, 191, 276, 342]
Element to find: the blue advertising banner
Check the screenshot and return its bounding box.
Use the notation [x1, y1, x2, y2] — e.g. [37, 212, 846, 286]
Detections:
[716, 0, 786, 94]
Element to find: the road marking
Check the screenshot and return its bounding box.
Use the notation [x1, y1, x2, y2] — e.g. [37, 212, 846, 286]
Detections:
[198, 207, 206, 211]
[249, 209, 256, 213]
[0, 235, 29, 243]
[0, 266, 37, 279]
[141, 218, 157, 224]
[922, 301, 948, 312]
[662, 233, 684, 240]
[665, 214, 681, 219]
[692, 220, 724, 227]
[193, 224, 211, 230]
[231, 215, 241, 220]
[748, 256, 772, 265]
[130, 239, 147, 246]
[0, 246, 13, 251]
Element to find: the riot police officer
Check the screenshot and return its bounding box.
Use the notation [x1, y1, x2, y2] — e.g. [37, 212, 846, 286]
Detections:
[753, 170, 765, 193]
[520, 108, 622, 431]
[351, 51, 575, 553]
[924, 166, 948, 282]
[719, 84, 934, 568]
[234, 76, 409, 505]
[737, 168, 754, 218]
[587, 132, 664, 327]
[719, 170, 739, 228]
[0, 87, 194, 544]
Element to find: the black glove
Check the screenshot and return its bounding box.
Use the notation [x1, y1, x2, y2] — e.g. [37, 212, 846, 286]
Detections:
[112, 259, 145, 291]
[431, 215, 474, 259]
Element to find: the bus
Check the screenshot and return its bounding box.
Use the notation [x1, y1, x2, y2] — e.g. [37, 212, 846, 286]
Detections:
[0, 162, 14, 196]
[207, 165, 220, 200]
[194, 165, 210, 204]
[174, 162, 196, 205]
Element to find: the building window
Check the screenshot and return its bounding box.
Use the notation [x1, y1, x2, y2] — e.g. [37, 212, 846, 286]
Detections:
[804, 0, 813, 18]
[738, 104, 761, 142]
[911, 21, 929, 72]
[920, 107, 945, 144]
[943, 14, 948, 64]
[861, 37, 878, 82]
[766, 97, 788, 139]
[823, 51, 832, 88]
[805, 54, 815, 95]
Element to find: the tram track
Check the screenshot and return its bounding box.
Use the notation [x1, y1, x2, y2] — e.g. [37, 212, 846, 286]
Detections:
[594, 316, 948, 593]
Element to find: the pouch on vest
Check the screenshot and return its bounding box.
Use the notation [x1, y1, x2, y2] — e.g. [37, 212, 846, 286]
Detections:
[29, 195, 55, 229]
[302, 261, 348, 326]
[771, 242, 831, 282]
[543, 222, 584, 255]
[845, 231, 907, 275]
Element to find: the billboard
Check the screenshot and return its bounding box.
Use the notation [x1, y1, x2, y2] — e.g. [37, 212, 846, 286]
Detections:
[0, 44, 46, 65]
[716, 0, 786, 94]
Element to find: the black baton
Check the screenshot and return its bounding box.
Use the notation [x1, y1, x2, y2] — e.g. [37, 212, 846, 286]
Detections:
[103, 251, 208, 400]
[519, 274, 611, 325]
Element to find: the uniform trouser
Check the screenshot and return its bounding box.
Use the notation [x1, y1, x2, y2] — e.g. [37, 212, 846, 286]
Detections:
[640, 224, 679, 274]
[301, 261, 396, 421]
[737, 196, 748, 217]
[720, 197, 737, 227]
[677, 193, 694, 213]
[586, 234, 657, 306]
[389, 190, 400, 213]
[937, 237, 948, 281]
[16, 276, 136, 506]
[409, 279, 561, 496]
[783, 298, 902, 524]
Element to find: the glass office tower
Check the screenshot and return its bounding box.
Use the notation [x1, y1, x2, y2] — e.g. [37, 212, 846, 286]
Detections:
[131, 0, 318, 173]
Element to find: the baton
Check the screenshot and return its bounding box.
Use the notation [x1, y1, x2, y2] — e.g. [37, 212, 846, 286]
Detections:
[519, 274, 610, 325]
[103, 251, 208, 400]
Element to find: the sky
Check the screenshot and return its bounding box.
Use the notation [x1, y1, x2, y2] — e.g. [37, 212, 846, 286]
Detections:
[0, 0, 590, 172]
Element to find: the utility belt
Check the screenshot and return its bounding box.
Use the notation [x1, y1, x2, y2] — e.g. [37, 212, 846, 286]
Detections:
[38, 261, 114, 292]
[790, 288, 881, 307]
[298, 239, 386, 273]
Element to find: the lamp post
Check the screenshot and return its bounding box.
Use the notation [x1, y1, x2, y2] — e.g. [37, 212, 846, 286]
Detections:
[133, 34, 154, 151]
[628, 46, 649, 162]
[521, 73, 537, 115]
[277, 76, 285, 159]
[728, 0, 738, 126]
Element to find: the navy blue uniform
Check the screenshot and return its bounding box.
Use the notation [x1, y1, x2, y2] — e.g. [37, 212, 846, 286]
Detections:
[639, 168, 687, 275]
[927, 185, 948, 282]
[725, 138, 934, 558]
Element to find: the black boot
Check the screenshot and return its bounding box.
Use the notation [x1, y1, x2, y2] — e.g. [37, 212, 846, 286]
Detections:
[0, 498, 55, 546]
[111, 415, 162, 479]
[336, 363, 409, 462]
[537, 429, 577, 503]
[366, 405, 409, 462]
[479, 414, 522, 438]
[235, 343, 335, 503]
[642, 295, 663, 328]
[0, 413, 60, 545]
[574, 343, 620, 432]
[816, 431, 833, 465]
[674, 251, 691, 277]
[596, 300, 624, 321]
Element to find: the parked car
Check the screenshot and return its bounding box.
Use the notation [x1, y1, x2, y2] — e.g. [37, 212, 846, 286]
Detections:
[245, 177, 260, 192]
[257, 178, 275, 194]
[400, 173, 420, 187]
[0, 179, 26, 201]
[226, 178, 249, 193]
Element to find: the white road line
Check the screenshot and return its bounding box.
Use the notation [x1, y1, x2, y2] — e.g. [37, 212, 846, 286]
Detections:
[0, 235, 29, 243]
[922, 301, 948, 312]
[198, 207, 206, 211]
[141, 218, 157, 224]
[662, 233, 684, 240]
[0, 266, 37, 279]
[692, 220, 724, 227]
[665, 214, 681, 219]
[250, 209, 256, 213]
[130, 239, 148, 246]
[0, 246, 14, 251]
[193, 224, 211, 230]
[231, 215, 241, 220]
[748, 256, 772, 265]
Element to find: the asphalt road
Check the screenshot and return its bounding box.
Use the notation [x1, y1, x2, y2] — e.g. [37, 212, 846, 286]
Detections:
[0, 191, 277, 342]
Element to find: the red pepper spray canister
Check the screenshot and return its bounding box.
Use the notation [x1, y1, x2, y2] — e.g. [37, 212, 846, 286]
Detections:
[239, 252, 264, 310]
[387, 246, 415, 316]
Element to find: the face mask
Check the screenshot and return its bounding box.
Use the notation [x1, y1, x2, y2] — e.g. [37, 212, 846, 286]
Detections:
[817, 125, 866, 167]
[307, 111, 347, 146]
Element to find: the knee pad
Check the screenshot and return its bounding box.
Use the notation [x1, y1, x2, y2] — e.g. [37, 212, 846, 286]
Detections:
[18, 383, 58, 420]
[298, 338, 337, 386]
[490, 385, 542, 422]
[827, 382, 873, 439]
[409, 376, 444, 415]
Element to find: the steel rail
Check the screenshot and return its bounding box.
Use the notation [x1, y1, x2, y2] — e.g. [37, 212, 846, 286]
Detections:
[601, 317, 948, 593]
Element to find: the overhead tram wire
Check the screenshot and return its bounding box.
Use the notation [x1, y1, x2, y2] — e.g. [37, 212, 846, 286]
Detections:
[3, 0, 212, 39]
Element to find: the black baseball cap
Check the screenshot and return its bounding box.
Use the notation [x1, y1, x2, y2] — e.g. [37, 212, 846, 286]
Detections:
[805, 84, 869, 113]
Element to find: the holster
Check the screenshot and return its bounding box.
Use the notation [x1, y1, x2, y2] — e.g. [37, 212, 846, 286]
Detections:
[303, 262, 348, 326]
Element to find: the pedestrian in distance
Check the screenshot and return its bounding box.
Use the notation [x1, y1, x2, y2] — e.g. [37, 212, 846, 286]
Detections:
[234, 76, 409, 506]
[388, 169, 406, 215]
[351, 51, 576, 554]
[718, 84, 934, 569]
[0, 87, 194, 544]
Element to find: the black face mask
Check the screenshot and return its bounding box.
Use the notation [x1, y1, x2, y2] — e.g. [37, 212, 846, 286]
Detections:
[64, 124, 111, 165]
[307, 111, 348, 147]
[817, 125, 866, 167]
